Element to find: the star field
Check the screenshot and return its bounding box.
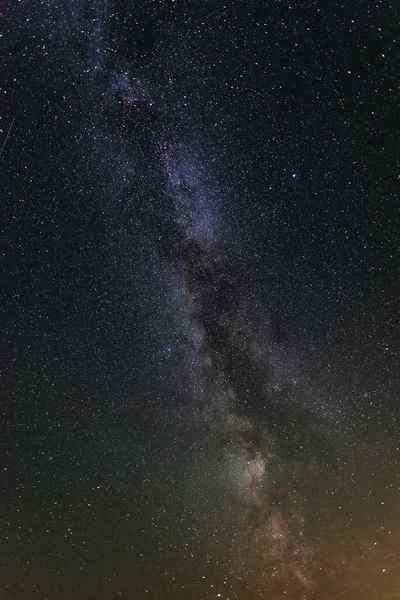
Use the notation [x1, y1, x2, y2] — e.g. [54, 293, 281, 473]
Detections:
[1, 1, 400, 599]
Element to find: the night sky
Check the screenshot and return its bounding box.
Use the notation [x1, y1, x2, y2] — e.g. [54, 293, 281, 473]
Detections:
[1, 1, 400, 599]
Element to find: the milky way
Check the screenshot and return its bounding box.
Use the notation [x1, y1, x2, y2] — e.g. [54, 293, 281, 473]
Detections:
[2, 1, 400, 599]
